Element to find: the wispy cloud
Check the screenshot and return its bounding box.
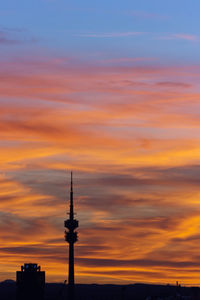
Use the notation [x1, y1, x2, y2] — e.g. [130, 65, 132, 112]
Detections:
[156, 81, 192, 89]
[0, 10, 15, 16]
[129, 10, 168, 20]
[78, 31, 198, 42]
[0, 31, 20, 45]
[0, 28, 36, 45]
[100, 57, 155, 64]
[76, 31, 143, 38]
[159, 33, 198, 41]
[172, 34, 198, 41]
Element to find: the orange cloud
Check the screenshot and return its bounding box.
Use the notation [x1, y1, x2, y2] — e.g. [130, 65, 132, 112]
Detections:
[0, 56, 200, 284]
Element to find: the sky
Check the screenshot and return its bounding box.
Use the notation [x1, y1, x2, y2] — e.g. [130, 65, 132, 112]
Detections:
[0, 0, 200, 285]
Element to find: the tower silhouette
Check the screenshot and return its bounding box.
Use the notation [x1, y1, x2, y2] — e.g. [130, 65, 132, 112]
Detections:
[64, 172, 79, 300]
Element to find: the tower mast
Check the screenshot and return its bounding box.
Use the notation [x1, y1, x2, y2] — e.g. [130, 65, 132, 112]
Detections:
[64, 172, 79, 299]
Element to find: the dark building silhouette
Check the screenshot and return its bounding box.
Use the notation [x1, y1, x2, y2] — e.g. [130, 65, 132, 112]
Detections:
[16, 263, 45, 300]
[64, 172, 79, 300]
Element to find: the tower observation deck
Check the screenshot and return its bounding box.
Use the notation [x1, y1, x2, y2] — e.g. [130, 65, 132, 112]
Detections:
[64, 172, 79, 299]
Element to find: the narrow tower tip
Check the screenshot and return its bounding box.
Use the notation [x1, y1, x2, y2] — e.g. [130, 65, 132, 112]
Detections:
[71, 171, 73, 192]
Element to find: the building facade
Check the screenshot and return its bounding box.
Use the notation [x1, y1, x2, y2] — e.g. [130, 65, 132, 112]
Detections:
[16, 263, 45, 300]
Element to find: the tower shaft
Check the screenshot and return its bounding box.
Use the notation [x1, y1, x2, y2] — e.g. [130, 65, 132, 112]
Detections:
[68, 241, 74, 285]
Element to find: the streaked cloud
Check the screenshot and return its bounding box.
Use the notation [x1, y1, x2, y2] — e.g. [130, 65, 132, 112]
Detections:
[129, 10, 168, 20]
[0, 30, 20, 45]
[76, 32, 143, 38]
[0, 54, 199, 284]
[100, 57, 155, 64]
[0, 28, 36, 45]
[155, 81, 192, 88]
[159, 33, 198, 41]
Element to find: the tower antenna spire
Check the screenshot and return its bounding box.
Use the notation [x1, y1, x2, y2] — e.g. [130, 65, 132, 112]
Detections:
[64, 171, 79, 300]
[70, 171, 74, 220]
[71, 171, 73, 192]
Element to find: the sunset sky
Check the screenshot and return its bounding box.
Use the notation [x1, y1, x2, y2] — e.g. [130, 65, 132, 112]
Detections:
[1, 0, 200, 285]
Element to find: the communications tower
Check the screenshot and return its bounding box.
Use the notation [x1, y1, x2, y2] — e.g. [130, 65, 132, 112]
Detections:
[64, 172, 79, 299]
